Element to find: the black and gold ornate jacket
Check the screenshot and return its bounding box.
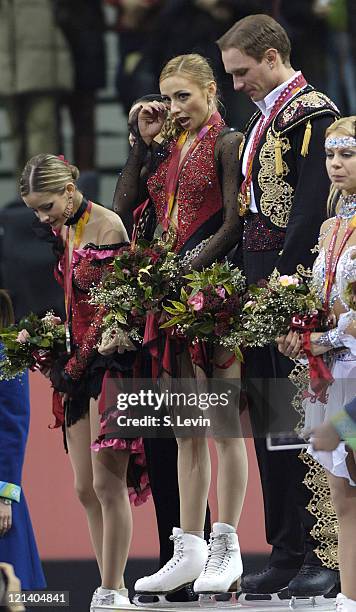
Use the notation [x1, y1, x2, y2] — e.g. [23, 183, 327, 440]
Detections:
[240, 85, 339, 276]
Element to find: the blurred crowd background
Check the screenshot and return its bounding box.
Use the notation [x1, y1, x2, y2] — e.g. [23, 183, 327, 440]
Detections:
[0, 0, 356, 320]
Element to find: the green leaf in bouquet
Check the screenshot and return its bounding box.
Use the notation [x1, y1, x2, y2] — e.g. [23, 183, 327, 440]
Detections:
[145, 286, 153, 299]
[222, 283, 233, 295]
[28, 335, 43, 345]
[36, 338, 52, 348]
[114, 312, 127, 325]
[169, 301, 187, 313]
[180, 287, 189, 302]
[163, 306, 182, 315]
[234, 346, 244, 362]
[195, 320, 215, 335]
[160, 316, 184, 328]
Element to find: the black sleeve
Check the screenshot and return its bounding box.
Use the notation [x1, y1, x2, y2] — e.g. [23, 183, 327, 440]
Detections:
[275, 115, 335, 276]
[186, 130, 243, 271]
[112, 140, 149, 221]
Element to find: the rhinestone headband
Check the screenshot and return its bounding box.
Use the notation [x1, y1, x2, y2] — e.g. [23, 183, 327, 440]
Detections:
[325, 136, 356, 149]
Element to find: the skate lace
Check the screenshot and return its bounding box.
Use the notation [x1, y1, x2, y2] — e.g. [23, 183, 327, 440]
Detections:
[202, 533, 237, 576]
[96, 592, 116, 606]
[154, 534, 185, 576]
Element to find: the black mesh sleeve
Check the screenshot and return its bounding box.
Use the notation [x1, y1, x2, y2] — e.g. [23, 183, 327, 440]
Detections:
[185, 130, 243, 271]
[112, 140, 149, 219]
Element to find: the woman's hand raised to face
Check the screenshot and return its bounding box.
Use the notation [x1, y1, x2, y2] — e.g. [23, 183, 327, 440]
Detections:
[137, 102, 167, 145]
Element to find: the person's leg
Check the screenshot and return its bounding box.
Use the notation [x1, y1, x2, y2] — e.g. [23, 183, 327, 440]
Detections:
[328, 454, 356, 601]
[144, 436, 211, 568]
[65, 413, 103, 575]
[213, 350, 247, 527]
[90, 398, 131, 590]
[194, 350, 247, 594]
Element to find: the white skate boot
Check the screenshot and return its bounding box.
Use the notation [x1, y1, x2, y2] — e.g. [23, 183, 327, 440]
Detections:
[335, 594, 356, 612]
[193, 523, 243, 603]
[92, 587, 131, 610]
[134, 528, 208, 604]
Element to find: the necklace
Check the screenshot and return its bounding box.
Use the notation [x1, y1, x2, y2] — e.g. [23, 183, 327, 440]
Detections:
[338, 194, 356, 220]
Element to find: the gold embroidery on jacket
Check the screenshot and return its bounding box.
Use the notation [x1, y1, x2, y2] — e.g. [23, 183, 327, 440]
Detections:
[300, 450, 339, 570]
[258, 130, 293, 228]
[279, 91, 337, 128]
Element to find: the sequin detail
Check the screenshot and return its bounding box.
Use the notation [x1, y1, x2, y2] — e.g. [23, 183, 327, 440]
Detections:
[147, 123, 225, 252]
[56, 245, 122, 381]
[312, 245, 356, 310]
[243, 212, 285, 251]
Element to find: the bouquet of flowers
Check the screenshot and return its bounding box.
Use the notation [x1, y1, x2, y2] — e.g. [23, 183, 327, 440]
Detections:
[0, 312, 66, 380]
[90, 240, 183, 344]
[161, 262, 246, 357]
[231, 272, 323, 350]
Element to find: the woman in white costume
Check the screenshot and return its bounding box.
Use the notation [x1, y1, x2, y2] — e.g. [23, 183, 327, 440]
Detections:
[277, 116, 356, 612]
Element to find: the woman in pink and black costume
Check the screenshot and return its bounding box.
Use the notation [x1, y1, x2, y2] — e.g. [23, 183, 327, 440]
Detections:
[113, 54, 248, 598]
[20, 154, 149, 611]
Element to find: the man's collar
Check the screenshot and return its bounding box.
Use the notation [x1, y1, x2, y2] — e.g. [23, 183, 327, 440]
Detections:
[255, 71, 302, 117]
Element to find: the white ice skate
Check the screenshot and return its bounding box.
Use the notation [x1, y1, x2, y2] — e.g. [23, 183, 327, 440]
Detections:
[334, 593, 356, 612]
[92, 587, 131, 610]
[193, 523, 243, 605]
[134, 528, 207, 606]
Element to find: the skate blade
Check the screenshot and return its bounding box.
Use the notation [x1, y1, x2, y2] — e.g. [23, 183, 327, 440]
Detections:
[93, 603, 136, 611]
[133, 594, 200, 609]
[238, 588, 290, 607]
[289, 595, 336, 610]
[198, 591, 241, 607]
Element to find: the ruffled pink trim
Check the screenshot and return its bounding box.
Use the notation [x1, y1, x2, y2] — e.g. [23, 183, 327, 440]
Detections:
[91, 436, 144, 454]
[128, 484, 151, 506]
[74, 246, 124, 261]
[91, 435, 151, 506]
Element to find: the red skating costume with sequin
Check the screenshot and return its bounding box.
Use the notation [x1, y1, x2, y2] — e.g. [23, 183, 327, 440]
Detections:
[48, 200, 150, 505]
[111, 112, 242, 383]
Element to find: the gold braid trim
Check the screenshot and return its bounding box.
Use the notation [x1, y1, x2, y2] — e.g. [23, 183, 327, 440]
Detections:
[299, 450, 339, 570]
[258, 129, 293, 228]
[288, 362, 339, 570]
[289, 361, 309, 433]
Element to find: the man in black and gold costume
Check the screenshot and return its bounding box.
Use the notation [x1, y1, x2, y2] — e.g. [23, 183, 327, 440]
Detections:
[219, 14, 339, 600]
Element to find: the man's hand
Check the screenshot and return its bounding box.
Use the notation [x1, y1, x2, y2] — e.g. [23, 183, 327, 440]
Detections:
[0, 501, 12, 537]
[310, 422, 341, 451]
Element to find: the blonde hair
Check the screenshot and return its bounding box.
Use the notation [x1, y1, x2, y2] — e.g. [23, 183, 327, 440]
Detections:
[325, 116, 356, 216]
[159, 53, 219, 110]
[325, 115, 356, 139]
[0, 290, 15, 328]
[20, 154, 80, 197]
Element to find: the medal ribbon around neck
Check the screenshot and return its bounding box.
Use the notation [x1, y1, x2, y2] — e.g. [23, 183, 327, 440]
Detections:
[163, 111, 222, 231]
[240, 73, 307, 204]
[63, 200, 92, 352]
[324, 213, 356, 311]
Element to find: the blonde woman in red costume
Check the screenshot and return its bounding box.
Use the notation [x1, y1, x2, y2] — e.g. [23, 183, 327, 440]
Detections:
[113, 53, 248, 599]
[20, 154, 150, 611]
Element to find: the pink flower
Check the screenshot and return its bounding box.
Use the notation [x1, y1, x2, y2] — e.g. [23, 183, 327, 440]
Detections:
[43, 314, 61, 326]
[16, 329, 30, 344]
[216, 286, 226, 299]
[187, 291, 204, 311]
